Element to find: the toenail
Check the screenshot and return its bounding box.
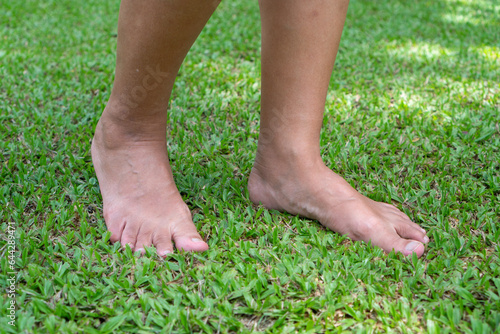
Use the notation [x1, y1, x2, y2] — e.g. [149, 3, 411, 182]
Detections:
[191, 238, 204, 243]
[405, 241, 421, 252]
[159, 250, 172, 256]
[420, 228, 427, 233]
[424, 236, 430, 243]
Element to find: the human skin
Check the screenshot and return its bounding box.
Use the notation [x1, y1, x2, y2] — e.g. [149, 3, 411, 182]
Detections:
[91, 0, 429, 257]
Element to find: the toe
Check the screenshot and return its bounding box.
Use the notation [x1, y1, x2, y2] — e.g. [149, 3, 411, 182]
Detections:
[367, 221, 426, 257]
[401, 240, 425, 257]
[174, 236, 209, 252]
[152, 231, 175, 257]
[171, 222, 209, 252]
[384, 234, 425, 257]
[104, 209, 126, 243]
[394, 219, 429, 244]
[135, 225, 154, 254]
[120, 220, 140, 251]
[108, 222, 125, 244]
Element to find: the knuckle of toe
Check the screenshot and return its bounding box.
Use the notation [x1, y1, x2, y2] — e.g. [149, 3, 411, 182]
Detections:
[153, 233, 172, 245]
[354, 219, 379, 238]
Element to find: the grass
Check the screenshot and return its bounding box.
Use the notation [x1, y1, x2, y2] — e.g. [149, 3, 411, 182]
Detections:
[1, 0, 499, 332]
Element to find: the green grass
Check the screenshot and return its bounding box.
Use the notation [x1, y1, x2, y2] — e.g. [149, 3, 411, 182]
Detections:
[1, 0, 499, 332]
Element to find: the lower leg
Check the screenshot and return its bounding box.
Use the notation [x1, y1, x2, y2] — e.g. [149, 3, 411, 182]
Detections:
[92, 0, 219, 255]
[249, 0, 429, 256]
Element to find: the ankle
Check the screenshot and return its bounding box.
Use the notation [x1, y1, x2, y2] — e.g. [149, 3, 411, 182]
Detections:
[254, 142, 323, 172]
[102, 91, 168, 129]
[94, 107, 167, 148]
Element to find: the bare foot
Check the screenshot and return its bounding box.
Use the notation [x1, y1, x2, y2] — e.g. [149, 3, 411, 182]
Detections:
[91, 112, 208, 256]
[248, 156, 429, 257]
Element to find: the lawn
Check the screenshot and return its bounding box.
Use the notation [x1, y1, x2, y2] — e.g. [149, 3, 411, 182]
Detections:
[1, 0, 499, 332]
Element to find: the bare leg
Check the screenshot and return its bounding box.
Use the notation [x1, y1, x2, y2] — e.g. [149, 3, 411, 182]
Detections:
[248, 0, 429, 256]
[92, 0, 220, 256]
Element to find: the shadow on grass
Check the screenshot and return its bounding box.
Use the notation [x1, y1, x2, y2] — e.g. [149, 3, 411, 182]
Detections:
[339, 0, 499, 83]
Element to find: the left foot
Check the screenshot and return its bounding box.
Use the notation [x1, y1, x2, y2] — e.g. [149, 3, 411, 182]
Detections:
[248, 155, 429, 257]
[92, 109, 209, 256]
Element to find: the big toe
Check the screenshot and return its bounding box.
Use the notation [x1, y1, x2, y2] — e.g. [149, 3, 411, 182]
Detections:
[394, 218, 429, 244]
[370, 225, 425, 257]
[388, 237, 425, 257]
[170, 223, 209, 252]
[174, 236, 209, 252]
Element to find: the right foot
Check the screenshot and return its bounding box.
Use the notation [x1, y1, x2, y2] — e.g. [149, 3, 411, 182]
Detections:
[91, 111, 208, 256]
[248, 154, 429, 257]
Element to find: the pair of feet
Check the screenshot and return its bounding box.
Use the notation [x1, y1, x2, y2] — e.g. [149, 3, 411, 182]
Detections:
[91, 112, 429, 257]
